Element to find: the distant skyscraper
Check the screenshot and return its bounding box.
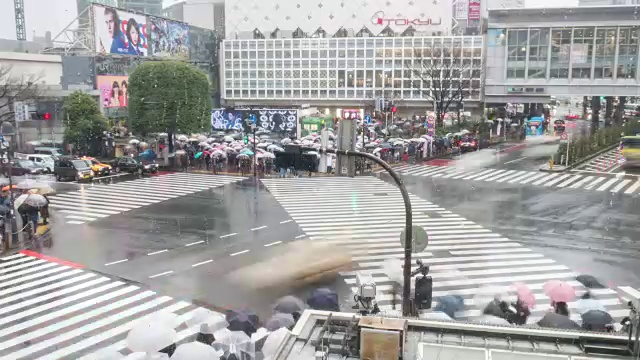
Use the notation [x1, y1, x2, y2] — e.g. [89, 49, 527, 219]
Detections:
[118, 0, 163, 16]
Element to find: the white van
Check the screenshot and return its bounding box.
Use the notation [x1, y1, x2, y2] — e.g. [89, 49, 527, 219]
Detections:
[15, 153, 55, 173]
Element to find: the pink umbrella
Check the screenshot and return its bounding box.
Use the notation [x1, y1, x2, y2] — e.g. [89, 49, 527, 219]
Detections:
[543, 280, 576, 303]
[512, 283, 536, 309]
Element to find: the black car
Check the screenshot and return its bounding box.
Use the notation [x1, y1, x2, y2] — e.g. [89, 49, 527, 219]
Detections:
[3, 160, 48, 176]
[111, 157, 144, 174]
[54, 157, 94, 181]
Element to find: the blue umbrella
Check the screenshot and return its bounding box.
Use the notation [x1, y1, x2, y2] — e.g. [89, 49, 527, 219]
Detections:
[306, 288, 339, 311]
[225, 309, 259, 336]
[273, 296, 306, 314]
[434, 295, 464, 319]
[240, 149, 254, 156]
[265, 313, 295, 331]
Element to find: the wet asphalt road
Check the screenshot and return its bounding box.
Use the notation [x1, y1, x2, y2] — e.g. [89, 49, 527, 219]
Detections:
[34, 165, 640, 315]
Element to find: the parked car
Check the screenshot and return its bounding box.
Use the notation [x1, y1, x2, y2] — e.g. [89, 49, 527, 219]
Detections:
[33, 147, 64, 158]
[80, 156, 112, 176]
[110, 156, 144, 174]
[25, 154, 55, 173]
[54, 156, 94, 181]
[2, 160, 48, 176]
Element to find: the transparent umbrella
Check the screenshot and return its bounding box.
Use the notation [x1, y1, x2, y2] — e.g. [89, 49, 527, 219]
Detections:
[171, 342, 223, 360]
[16, 179, 48, 190]
[23, 194, 48, 207]
[261, 328, 290, 359]
[126, 322, 177, 354]
[185, 308, 228, 334]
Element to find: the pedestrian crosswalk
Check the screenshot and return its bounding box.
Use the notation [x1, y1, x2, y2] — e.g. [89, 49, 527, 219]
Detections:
[574, 148, 624, 173]
[262, 176, 630, 323]
[48, 173, 245, 224]
[391, 164, 640, 195]
[0, 252, 205, 359]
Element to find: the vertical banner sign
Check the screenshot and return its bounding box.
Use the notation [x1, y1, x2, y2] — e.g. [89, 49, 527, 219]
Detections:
[427, 115, 435, 137]
[468, 0, 481, 20]
[455, 0, 469, 20]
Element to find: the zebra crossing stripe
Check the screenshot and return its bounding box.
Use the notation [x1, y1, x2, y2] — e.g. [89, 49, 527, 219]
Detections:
[624, 181, 640, 194]
[584, 177, 606, 190]
[519, 172, 548, 184]
[260, 177, 628, 321]
[569, 175, 595, 188]
[475, 169, 507, 181]
[48, 174, 244, 225]
[596, 177, 620, 191]
[532, 173, 558, 186]
[557, 174, 583, 187]
[543, 174, 571, 186]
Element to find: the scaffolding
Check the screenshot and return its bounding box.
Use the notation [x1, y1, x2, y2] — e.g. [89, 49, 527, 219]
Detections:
[41, 6, 95, 56]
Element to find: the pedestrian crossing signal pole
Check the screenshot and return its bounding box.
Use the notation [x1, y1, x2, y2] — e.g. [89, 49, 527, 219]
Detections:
[311, 146, 415, 316]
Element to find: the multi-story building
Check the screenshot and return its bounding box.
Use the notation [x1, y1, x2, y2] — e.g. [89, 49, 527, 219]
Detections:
[484, 5, 640, 108]
[118, 0, 163, 16]
[163, 0, 225, 35]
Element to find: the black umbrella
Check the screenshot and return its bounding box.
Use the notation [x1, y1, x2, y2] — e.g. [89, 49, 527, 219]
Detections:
[581, 310, 614, 329]
[307, 288, 340, 311]
[225, 309, 259, 336]
[537, 312, 581, 330]
[576, 274, 606, 289]
[273, 295, 306, 314]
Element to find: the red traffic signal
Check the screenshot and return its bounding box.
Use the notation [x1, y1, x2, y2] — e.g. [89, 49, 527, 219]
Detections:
[43, 112, 51, 120]
[391, 106, 397, 113]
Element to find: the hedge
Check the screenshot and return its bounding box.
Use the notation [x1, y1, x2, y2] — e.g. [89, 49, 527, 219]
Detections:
[556, 120, 640, 166]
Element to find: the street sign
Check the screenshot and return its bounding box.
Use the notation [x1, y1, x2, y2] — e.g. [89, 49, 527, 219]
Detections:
[249, 113, 257, 124]
[560, 132, 568, 141]
[400, 225, 429, 253]
[364, 115, 371, 124]
[14, 102, 25, 122]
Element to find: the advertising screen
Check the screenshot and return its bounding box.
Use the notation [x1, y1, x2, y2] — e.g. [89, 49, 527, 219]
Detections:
[211, 109, 297, 133]
[150, 17, 190, 58]
[93, 4, 148, 56]
[97, 75, 129, 108]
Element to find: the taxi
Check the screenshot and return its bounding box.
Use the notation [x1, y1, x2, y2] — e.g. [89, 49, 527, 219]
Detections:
[80, 156, 112, 176]
[620, 135, 640, 169]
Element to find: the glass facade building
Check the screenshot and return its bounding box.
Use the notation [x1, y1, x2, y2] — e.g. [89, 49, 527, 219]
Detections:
[505, 26, 639, 81]
[221, 36, 483, 103]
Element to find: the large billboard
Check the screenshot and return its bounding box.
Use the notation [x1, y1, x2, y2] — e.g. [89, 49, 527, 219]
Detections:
[97, 75, 129, 108]
[93, 4, 148, 56]
[150, 17, 190, 59]
[211, 109, 297, 133]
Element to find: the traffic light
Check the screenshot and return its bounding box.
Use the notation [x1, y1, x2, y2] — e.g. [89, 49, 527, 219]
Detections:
[43, 112, 51, 120]
[243, 136, 249, 144]
[32, 111, 51, 120]
[391, 106, 397, 114]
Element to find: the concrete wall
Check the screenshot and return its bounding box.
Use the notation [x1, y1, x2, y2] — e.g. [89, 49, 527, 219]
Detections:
[0, 52, 62, 88]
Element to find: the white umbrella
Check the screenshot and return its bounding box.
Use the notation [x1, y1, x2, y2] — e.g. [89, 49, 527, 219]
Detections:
[472, 285, 513, 309]
[576, 298, 607, 314]
[264, 152, 276, 159]
[214, 330, 252, 357]
[16, 179, 48, 190]
[175, 150, 186, 155]
[197, 135, 208, 142]
[158, 133, 168, 137]
[129, 139, 140, 145]
[281, 138, 292, 145]
[373, 147, 382, 154]
[177, 135, 188, 141]
[125, 353, 168, 359]
[257, 142, 268, 148]
[198, 142, 209, 147]
[92, 349, 126, 360]
[23, 194, 48, 207]
[142, 311, 180, 329]
[224, 136, 234, 142]
[381, 258, 403, 285]
[172, 342, 223, 360]
[126, 322, 176, 353]
[212, 150, 227, 158]
[185, 308, 228, 334]
[14, 194, 28, 209]
[256, 153, 266, 159]
[261, 327, 290, 359]
[305, 151, 319, 157]
[188, 138, 198, 142]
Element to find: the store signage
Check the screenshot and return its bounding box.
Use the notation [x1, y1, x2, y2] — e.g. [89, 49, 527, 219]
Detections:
[371, 11, 442, 26]
[342, 109, 361, 120]
[211, 108, 297, 132]
[468, 0, 481, 20]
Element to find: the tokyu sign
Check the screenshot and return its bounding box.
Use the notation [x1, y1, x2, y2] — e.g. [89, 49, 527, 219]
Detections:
[371, 11, 442, 26]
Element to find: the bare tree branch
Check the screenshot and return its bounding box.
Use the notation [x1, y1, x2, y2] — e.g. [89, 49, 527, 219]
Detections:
[407, 43, 477, 127]
[0, 65, 43, 121]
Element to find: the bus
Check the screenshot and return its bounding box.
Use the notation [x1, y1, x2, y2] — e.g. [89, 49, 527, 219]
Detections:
[526, 116, 545, 136]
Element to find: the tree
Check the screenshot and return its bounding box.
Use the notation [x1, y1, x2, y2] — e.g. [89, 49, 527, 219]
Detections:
[408, 45, 474, 127]
[63, 91, 109, 156]
[128, 61, 211, 151]
[0, 65, 42, 122]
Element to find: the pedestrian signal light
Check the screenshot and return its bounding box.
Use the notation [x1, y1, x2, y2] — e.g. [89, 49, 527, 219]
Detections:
[43, 112, 51, 120]
[391, 106, 397, 113]
[243, 136, 249, 144]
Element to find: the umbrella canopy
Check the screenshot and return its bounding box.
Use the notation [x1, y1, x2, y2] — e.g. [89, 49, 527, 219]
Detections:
[177, 135, 188, 141]
[194, 152, 203, 159]
[434, 295, 464, 319]
[537, 312, 580, 330]
[543, 280, 576, 303]
[261, 328, 290, 360]
[215, 330, 252, 356]
[126, 322, 177, 353]
[240, 149, 254, 156]
[581, 310, 614, 329]
[0, 178, 10, 187]
[172, 342, 223, 360]
[226, 309, 259, 336]
[381, 258, 403, 285]
[198, 142, 209, 147]
[16, 179, 48, 190]
[186, 308, 228, 334]
[129, 139, 140, 145]
[224, 136, 234, 142]
[14, 194, 29, 209]
[23, 194, 48, 207]
[1, 185, 17, 192]
[307, 288, 339, 311]
[266, 313, 295, 331]
[575, 298, 607, 314]
[512, 283, 536, 309]
[274, 296, 306, 314]
[576, 274, 606, 289]
[256, 142, 269, 148]
[143, 311, 180, 329]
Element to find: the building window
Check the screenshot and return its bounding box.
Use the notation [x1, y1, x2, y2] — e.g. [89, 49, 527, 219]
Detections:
[617, 27, 639, 79]
[550, 29, 572, 79]
[528, 29, 549, 79]
[506, 29, 527, 79]
[594, 28, 617, 78]
[571, 28, 594, 79]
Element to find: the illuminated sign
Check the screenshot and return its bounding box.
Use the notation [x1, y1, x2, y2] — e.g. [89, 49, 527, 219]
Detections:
[371, 11, 442, 26]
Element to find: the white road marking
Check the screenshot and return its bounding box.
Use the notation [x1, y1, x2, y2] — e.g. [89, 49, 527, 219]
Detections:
[230, 250, 249, 256]
[503, 156, 527, 165]
[264, 241, 283, 247]
[624, 181, 640, 194]
[279, 219, 293, 224]
[185, 241, 205, 247]
[596, 177, 620, 191]
[67, 221, 86, 224]
[191, 260, 213, 267]
[147, 250, 168, 256]
[148, 271, 174, 278]
[295, 234, 307, 239]
[611, 179, 631, 193]
[220, 233, 237, 238]
[104, 259, 128, 266]
[251, 225, 267, 231]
